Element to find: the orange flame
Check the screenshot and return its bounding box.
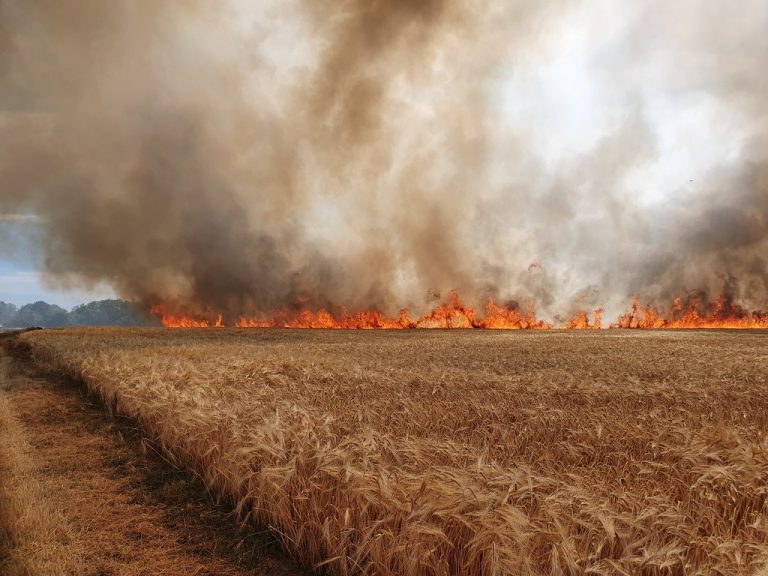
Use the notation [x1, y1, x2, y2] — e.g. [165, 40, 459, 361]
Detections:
[615, 294, 768, 329]
[151, 292, 768, 330]
[152, 291, 548, 329]
[150, 306, 222, 328]
[566, 309, 603, 330]
[479, 298, 550, 329]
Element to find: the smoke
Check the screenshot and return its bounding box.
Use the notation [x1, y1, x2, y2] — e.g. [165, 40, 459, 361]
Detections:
[1, 0, 767, 320]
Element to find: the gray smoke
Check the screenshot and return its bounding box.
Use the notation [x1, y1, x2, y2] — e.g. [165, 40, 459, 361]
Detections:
[1, 0, 766, 321]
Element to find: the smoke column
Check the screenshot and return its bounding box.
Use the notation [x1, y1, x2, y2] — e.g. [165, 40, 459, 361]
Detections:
[1, 1, 767, 321]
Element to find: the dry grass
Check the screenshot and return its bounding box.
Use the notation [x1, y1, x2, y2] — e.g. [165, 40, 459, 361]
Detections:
[17, 328, 768, 575]
[0, 340, 305, 576]
[0, 355, 84, 576]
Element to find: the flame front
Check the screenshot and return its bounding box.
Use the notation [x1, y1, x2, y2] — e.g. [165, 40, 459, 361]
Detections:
[566, 309, 603, 330]
[151, 291, 768, 330]
[152, 291, 548, 329]
[615, 294, 768, 329]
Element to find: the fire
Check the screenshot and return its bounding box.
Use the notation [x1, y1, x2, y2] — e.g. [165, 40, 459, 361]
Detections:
[566, 309, 603, 330]
[479, 298, 550, 329]
[152, 291, 547, 330]
[151, 292, 768, 330]
[615, 294, 768, 329]
[237, 308, 411, 330]
[150, 306, 222, 328]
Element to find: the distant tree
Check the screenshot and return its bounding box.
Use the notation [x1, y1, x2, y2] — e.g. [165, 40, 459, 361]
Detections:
[70, 299, 152, 326]
[0, 301, 18, 326]
[7, 301, 71, 328]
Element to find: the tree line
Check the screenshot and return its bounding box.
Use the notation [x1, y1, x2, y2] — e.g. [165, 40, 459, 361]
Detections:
[0, 299, 157, 328]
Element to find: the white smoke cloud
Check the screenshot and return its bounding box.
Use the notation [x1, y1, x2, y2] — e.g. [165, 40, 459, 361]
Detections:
[1, 0, 766, 321]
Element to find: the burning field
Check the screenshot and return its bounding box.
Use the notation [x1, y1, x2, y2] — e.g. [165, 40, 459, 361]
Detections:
[2, 1, 768, 327]
[151, 291, 768, 330]
[16, 327, 768, 575]
[2, 1, 768, 574]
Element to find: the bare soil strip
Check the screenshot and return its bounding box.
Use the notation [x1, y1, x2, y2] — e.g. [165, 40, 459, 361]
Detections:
[0, 339, 306, 576]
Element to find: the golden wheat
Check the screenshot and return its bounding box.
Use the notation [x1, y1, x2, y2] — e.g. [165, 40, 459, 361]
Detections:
[18, 328, 768, 575]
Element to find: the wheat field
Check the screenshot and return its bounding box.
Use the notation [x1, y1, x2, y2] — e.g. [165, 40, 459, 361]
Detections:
[17, 328, 768, 575]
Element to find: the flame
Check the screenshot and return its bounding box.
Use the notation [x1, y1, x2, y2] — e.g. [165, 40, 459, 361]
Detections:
[152, 291, 547, 329]
[614, 294, 768, 329]
[149, 306, 222, 328]
[479, 298, 550, 329]
[566, 309, 603, 330]
[151, 292, 768, 330]
[237, 308, 412, 330]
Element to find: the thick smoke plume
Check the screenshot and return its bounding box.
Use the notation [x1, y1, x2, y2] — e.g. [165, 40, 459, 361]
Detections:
[1, 1, 767, 321]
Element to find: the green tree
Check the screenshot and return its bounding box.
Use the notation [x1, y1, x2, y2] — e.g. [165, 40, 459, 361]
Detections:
[70, 299, 152, 326]
[7, 301, 71, 328]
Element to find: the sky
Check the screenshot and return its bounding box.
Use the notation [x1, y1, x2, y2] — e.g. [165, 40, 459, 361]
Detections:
[0, 217, 114, 307]
[0, 251, 116, 308]
[0, 266, 115, 308]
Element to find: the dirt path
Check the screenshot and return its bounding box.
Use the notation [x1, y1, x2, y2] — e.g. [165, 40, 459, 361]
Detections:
[0, 337, 307, 576]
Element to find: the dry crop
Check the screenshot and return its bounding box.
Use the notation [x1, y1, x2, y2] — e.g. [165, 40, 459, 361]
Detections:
[18, 328, 768, 575]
